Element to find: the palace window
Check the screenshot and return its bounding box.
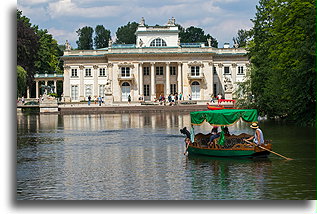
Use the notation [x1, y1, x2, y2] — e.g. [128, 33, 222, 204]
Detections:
[143, 67, 150, 76]
[85, 84, 92, 97]
[213, 84, 217, 96]
[191, 66, 200, 76]
[121, 67, 130, 77]
[71, 85, 78, 100]
[99, 68, 106, 77]
[156, 67, 163, 75]
[224, 66, 230, 74]
[171, 84, 177, 95]
[150, 38, 167, 47]
[238, 66, 244, 75]
[71, 69, 78, 77]
[170, 66, 176, 75]
[85, 68, 92, 77]
[144, 84, 150, 96]
[99, 84, 105, 97]
[213, 66, 217, 75]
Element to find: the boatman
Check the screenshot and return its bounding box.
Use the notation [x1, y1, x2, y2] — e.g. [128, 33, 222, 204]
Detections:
[244, 122, 265, 145]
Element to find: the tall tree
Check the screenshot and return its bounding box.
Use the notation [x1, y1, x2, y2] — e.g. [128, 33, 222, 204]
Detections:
[76, 26, 94, 50]
[17, 66, 27, 98]
[178, 26, 218, 47]
[94, 25, 111, 49]
[17, 10, 39, 87]
[247, 0, 316, 125]
[34, 28, 62, 74]
[115, 22, 138, 44]
[233, 29, 250, 48]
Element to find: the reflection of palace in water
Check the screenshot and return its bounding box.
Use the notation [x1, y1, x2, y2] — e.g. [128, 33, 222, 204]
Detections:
[17, 112, 193, 131]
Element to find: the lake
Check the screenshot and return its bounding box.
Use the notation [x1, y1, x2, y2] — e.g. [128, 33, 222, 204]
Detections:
[16, 112, 315, 200]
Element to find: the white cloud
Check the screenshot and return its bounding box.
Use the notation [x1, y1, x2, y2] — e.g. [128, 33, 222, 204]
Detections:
[48, 27, 77, 46]
[18, 0, 52, 5]
[47, 0, 123, 18]
[206, 18, 253, 46]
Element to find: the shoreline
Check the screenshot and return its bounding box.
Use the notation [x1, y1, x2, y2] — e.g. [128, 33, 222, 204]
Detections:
[58, 104, 208, 114]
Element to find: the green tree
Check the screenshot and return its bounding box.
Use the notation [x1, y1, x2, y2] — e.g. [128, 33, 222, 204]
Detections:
[17, 10, 39, 87]
[233, 29, 250, 48]
[17, 66, 27, 98]
[34, 28, 62, 74]
[178, 26, 218, 47]
[248, 0, 316, 125]
[94, 25, 111, 49]
[76, 26, 94, 49]
[115, 22, 138, 44]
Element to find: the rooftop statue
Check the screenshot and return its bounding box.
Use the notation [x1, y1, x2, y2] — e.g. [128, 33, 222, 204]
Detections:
[139, 17, 145, 26]
[65, 40, 71, 50]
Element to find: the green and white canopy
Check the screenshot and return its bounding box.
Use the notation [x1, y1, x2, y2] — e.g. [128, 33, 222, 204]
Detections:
[190, 109, 258, 126]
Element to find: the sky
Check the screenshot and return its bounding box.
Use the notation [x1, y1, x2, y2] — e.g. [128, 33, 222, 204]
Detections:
[17, 0, 259, 49]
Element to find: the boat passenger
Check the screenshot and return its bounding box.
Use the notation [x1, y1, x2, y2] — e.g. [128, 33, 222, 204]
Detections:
[180, 127, 191, 139]
[209, 126, 220, 142]
[223, 126, 230, 136]
[244, 122, 265, 145]
[184, 138, 191, 155]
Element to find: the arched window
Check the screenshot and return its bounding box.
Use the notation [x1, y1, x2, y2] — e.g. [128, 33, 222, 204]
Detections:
[150, 38, 167, 47]
[122, 82, 130, 86]
[192, 81, 200, 85]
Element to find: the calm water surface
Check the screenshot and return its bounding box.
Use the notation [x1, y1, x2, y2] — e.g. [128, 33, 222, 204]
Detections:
[16, 112, 315, 200]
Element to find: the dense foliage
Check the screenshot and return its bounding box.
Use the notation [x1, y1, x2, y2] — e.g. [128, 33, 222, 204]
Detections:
[115, 22, 139, 44]
[178, 25, 218, 48]
[17, 10, 39, 86]
[76, 26, 94, 50]
[244, 0, 316, 126]
[17, 10, 63, 96]
[17, 66, 27, 97]
[94, 25, 111, 49]
[232, 29, 250, 48]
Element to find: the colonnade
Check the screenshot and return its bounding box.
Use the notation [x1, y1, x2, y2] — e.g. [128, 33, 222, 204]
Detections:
[138, 62, 183, 100]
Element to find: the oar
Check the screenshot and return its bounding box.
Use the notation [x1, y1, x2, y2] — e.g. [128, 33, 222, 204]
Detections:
[184, 144, 189, 155]
[244, 140, 293, 160]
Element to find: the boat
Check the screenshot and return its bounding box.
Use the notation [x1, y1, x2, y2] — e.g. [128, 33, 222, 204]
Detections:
[184, 109, 272, 158]
[207, 105, 226, 110]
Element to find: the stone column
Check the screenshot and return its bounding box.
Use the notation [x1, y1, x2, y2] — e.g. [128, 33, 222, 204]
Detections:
[63, 66, 71, 102]
[54, 80, 57, 93]
[166, 62, 170, 95]
[208, 62, 214, 96]
[218, 63, 223, 95]
[139, 63, 144, 96]
[93, 65, 99, 97]
[150, 62, 155, 100]
[231, 63, 237, 85]
[45, 80, 48, 94]
[27, 87, 30, 98]
[36, 81, 39, 99]
[79, 65, 84, 100]
[177, 62, 182, 94]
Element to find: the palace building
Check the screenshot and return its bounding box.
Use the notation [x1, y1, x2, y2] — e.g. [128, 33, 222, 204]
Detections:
[61, 18, 249, 103]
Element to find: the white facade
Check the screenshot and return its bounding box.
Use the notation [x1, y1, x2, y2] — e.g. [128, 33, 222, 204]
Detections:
[62, 18, 249, 103]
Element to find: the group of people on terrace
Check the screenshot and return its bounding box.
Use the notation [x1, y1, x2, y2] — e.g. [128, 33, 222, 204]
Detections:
[157, 92, 185, 106]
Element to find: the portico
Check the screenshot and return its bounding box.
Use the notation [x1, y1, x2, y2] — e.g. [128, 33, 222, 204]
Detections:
[33, 73, 64, 99]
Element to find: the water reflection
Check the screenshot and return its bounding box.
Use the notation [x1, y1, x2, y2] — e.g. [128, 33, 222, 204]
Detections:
[186, 156, 272, 199]
[16, 112, 315, 200]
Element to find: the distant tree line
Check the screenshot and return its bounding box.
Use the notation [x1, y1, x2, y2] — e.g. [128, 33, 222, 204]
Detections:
[235, 0, 315, 126]
[76, 21, 218, 49]
[17, 9, 63, 98]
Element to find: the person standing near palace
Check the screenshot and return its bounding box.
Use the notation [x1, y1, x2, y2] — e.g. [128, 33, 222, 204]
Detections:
[179, 92, 183, 101]
[128, 94, 131, 104]
[98, 96, 102, 106]
[244, 122, 265, 146]
[88, 95, 91, 106]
